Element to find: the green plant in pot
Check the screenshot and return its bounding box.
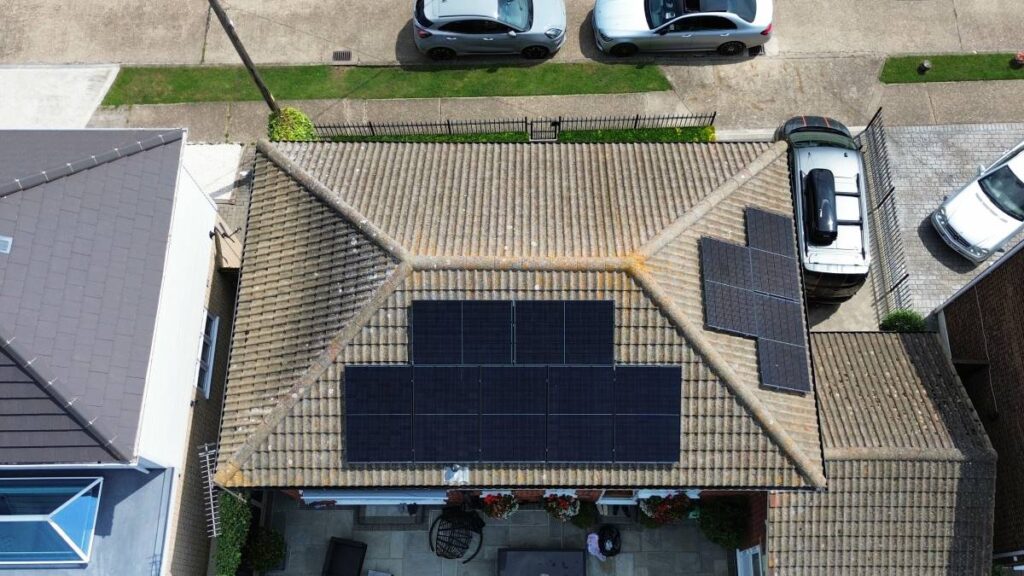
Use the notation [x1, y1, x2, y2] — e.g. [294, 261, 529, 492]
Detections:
[638, 493, 691, 528]
[544, 494, 581, 522]
[245, 525, 287, 572]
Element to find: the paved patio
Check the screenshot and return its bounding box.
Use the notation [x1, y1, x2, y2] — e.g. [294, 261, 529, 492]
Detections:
[267, 495, 731, 576]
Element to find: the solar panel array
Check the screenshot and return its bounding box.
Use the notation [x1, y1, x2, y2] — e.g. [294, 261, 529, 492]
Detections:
[345, 300, 682, 464]
[700, 209, 812, 395]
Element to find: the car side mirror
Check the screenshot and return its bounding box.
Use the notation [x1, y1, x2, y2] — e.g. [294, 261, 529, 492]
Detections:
[508, 30, 517, 37]
[977, 164, 985, 175]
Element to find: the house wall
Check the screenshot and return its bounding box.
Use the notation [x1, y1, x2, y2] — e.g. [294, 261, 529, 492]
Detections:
[941, 247, 1024, 554]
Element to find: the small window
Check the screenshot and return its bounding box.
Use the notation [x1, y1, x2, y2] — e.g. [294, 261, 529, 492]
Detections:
[0, 477, 103, 565]
[672, 15, 737, 31]
[439, 19, 510, 34]
[197, 313, 220, 399]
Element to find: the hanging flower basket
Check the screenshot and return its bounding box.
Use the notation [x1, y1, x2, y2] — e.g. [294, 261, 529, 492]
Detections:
[482, 493, 520, 520]
[638, 493, 692, 527]
[543, 494, 581, 522]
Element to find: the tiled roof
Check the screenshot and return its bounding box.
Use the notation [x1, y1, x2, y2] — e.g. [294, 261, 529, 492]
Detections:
[767, 332, 996, 575]
[215, 140, 827, 489]
[0, 130, 184, 462]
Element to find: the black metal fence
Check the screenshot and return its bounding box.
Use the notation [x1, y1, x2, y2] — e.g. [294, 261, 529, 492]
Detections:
[315, 113, 717, 141]
[856, 108, 912, 319]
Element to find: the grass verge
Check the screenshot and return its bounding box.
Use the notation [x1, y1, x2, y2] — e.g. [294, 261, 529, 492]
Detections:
[880, 53, 1024, 84]
[328, 126, 715, 144]
[102, 64, 672, 106]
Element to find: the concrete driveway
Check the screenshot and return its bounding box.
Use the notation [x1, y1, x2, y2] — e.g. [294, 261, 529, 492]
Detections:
[4, 0, 1023, 65]
[0, 65, 119, 128]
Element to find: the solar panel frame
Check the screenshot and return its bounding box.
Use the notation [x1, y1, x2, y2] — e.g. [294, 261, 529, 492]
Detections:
[703, 281, 761, 338]
[462, 301, 514, 365]
[564, 300, 615, 365]
[344, 365, 413, 415]
[411, 300, 463, 365]
[750, 248, 801, 302]
[755, 294, 807, 347]
[758, 339, 812, 394]
[346, 415, 414, 462]
[700, 237, 753, 289]
[746, 208, 797, 257]
[514, 301, 566, 364]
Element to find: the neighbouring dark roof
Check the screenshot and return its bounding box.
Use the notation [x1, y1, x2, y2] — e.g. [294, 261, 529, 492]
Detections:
[768, 332, 996, 574]
[215, 139, 826, 489]
[0, 129, 185, 463]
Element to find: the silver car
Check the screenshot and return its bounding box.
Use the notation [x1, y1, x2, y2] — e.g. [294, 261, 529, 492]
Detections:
[593, 0, 773, 57]
[413, 0, 566, 60]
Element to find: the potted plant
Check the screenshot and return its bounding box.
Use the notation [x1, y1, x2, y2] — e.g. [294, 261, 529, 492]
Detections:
[543, 494, 580, 522]
[638, 493, 691, 527]
[482, 493, 520, 520]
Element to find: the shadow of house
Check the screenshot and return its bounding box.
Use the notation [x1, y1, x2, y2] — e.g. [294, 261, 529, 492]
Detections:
[767, 332, 996, 574]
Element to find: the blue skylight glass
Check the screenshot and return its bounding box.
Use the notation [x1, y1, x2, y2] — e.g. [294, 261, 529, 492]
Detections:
[0, 478, 102, 565]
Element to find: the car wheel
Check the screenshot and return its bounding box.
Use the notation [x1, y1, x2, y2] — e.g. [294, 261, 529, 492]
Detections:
[610, 43, 638, 57]
[427, 47, 456, 61]
[522, 46, 550, 59]
[717, 41, 746, 56]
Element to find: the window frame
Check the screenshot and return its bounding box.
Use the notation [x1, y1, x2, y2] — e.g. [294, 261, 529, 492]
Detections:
[197, 312, 220, 399]
[439, 18, 512, 34]
[0, 477, 103, 566]
[668, 14, 738, 32]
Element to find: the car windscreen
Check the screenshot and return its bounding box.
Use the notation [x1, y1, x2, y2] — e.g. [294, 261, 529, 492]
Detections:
[979, 165, 1024, 221]
[497, 0, 531, 30]
[646, 0, 684, 28]
[789, 131, 858, 150]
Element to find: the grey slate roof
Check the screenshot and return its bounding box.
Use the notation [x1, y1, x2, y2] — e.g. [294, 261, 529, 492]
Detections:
[768, 333, 996, 575]
[216, 140, 827, 489]
[0, 129, 185, 463]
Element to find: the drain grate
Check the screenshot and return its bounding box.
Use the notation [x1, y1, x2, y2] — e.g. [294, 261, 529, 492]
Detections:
[332, 50, 353, 62]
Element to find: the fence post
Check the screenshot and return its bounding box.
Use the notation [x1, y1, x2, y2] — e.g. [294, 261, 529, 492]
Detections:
[633, 114, 640, 130]
[368, 122, 375, 137]
[447, 119, 452, 135]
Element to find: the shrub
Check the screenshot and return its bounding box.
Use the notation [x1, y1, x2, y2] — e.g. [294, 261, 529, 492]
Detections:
[570, 500, 601, 530]
[697, 497, 748, 550]
[268, 107, 316, 141]
[880, 309, 927, 332]
[215, 492, 252, 576]
[245, 525, 287, 572]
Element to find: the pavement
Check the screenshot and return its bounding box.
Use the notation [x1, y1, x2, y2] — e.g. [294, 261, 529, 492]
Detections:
[0, 65, 118, 128]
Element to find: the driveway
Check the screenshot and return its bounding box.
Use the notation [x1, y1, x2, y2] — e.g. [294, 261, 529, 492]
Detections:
[0, 65, 119, 128]
[4, 0, 1023, 65]
[886, 123, 1024, 315]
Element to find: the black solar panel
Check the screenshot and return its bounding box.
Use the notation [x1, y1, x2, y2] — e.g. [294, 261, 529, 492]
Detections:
[612, 366, 681, 415]
[346, 415, 413, 462]
[414, 366, 479, 414]
[746, 208, 796, 256]
[750, 249, 801, 302]
[758, 340, 811, 394]
[414, 415, 479, 462]
[515, 301, 565, 364]
[548, 366, 614, 414]
[344, 365, 413, 415]
[462, 301, 513, 364]
[411, 301, 462, 364]
[480, 415, 547, 462]
[547, 415, 614, 462]
[704, 281, 760, 337]
[480, 366, 547, 414]
[700, 237, 752, 289]
[614, 415, 680, 462]
[755, 295, 806, 347]
[564, 301, 615, 365]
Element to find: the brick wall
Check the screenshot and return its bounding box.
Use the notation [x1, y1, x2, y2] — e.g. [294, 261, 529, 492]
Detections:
[944, 248, 1024, 554]
[167, 268, 239, 575]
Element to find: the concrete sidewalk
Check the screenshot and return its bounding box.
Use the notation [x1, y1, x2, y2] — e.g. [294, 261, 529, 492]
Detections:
[0, 65, 119, 128]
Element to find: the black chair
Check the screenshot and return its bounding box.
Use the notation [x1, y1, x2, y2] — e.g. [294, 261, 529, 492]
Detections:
[321, 537, 367, 576]
[429, 506, 485, 563]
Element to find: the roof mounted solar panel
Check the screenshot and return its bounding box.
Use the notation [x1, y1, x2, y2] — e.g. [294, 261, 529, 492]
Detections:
[462, 301, 513, 364]
[755, 295, 806, 347]
[414, 366, 479, 414]
[415, 415, 479, 462]
[613, 366, 681, 415]
[481, 366, 547, 414]
[700, 237, 752, 289]
[564, 301, 615, 365]
[515, 301, 565, 364]
[344, 365, 413, 415]
[549, 366, 614, 414]
[746, 208, 796, 256]
[615, 415, 679, 462]
[481, 415, 547, 462]
[411, 301, 462, 364]
[750, 249, 801, 302]
[547, 415, 614, 462]
[347, 415, 413, 462]
[758, 340, 811, 394]
[703, 281, 760, 338]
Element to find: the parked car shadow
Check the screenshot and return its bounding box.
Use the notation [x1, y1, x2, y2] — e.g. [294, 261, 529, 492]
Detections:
[915, 216, 979, 273]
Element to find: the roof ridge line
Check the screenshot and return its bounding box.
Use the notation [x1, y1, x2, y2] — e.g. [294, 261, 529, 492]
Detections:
[0, 332, 126, 462]
[0, 130, 183, 198]
[825, 446, 996, 463]
[215, 261, 413, 487]
[256, 139, 412, 263]
[411, 255, 631, 272]
[637, 141, 788, 259]
[629, 265, 827, 488]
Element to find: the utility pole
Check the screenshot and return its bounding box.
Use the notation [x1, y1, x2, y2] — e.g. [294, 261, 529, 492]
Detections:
[207, 0, 280, 114]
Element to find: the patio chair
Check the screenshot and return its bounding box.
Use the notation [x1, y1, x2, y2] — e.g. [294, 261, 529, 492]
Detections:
[428, 506, 485, 563]
[321, 537, 367, 576]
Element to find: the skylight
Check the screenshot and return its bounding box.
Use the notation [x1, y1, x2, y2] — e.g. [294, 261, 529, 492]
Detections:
[0, 477, 103, 565]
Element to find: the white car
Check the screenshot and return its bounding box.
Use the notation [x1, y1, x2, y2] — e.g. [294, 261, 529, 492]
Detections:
[931, 141, 1024, 263]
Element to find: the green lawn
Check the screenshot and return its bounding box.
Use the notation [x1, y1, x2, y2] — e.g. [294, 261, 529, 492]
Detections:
[102, 64, 672, 106]
[880, 53, 1024, 84]
[328, 126, 715, 144]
